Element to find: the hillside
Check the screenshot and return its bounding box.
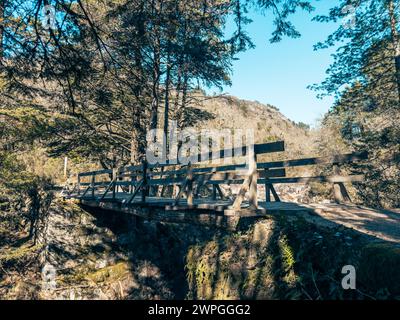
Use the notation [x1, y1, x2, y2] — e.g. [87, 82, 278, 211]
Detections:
[191, 94, 316, 160]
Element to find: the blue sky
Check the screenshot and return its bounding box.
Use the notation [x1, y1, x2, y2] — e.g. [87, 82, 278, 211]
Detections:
[215, 1, 340, 126]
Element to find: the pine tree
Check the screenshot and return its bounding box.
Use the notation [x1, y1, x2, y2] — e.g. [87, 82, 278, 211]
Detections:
[314, 0, 400, 207]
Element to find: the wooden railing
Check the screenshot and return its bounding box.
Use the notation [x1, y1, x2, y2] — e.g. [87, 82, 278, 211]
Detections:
[71, 141, 368, 208]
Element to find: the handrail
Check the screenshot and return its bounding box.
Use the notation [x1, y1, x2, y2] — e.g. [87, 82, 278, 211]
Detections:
[257, 151, 368, 169]
[147, 141, 285, 168]
[78, 168, 112, 177]
[72, 143, 368, 207]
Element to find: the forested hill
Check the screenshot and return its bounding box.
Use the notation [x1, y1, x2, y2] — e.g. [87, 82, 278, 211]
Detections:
[192, 94, 316, 159]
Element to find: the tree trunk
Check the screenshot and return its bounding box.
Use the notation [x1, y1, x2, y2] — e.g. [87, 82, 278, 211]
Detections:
[163, 52, 171, 155]
[130, 0, 146, 165]
[28, 188, 40, 245]
[388, 0, 400, 103]
[130, 125, 145, 164]
[179, 74, 189, 129]
[149, 41, 160, 131]
[0, 0, 5, 64]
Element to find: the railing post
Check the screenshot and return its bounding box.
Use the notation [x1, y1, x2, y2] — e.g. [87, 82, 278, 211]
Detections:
[77, 175, 81, 196]
[264, 168, 271, 202]
[141, 159, 148, 203]
[232, 145, 258, 210]
[187, 162, 193, 206]
[130, 169, 134, 194]
[332, 163, 351, 203]
[212, 185, 217, 200]
[112, 168, 117, 200]
[248, 147, 258, 208]
[91, 174, 95, 199]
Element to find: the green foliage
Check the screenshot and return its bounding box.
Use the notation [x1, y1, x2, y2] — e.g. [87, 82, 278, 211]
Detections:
[0, 0, 314, 167]
[312, 0, 400, 208]
[311, 0, 400, 100]
[278, 236, 295, 272]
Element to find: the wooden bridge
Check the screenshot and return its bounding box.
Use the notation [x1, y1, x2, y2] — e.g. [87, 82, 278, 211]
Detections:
[64, 141, 381, 231]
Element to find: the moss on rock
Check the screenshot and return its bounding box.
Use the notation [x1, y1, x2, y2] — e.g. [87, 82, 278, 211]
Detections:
[358, 243, 400, 297]
[185, 214, 400, 300]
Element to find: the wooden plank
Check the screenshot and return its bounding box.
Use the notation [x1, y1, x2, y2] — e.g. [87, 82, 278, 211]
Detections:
[112, 168, 117, 199]
[151, 163, 247, 177]
[118, 172, 143, 178]
[270, 184, 281, 202]
[148, 178, 186, 186]
[118, 164, 142, 173]
[232, 176, 251, 210]
[258, 168, 286, 178]
[77, 175, 81, 195]
[195, 146, 246, 163]
[265, 175, 364, 184]
[100, 180, 116, 201]
[126, 179, 144, 204]
[187, 164, 194, 206]
[115, 181, 141, 186]
[257, 151, 368, 169]
[333, 182, 352, 203]
[79, 169, 112, 177]
[264, 168, 271, 202]
[80, 181, 110, 187]
[254, 141, 285, 154]
[265, 184, 271, 202]
[79, 182, 91, 186]
[164, 204, 227, 212]
[193, 141, 284, 162]
[174, 179, 189, 205]
[199, 179, 246, 185]
[128, 161, 240, 176]
[194, 175, 206, 197]
[91, 174, 95, 198]
[248, 152, 258, 208]
[193, 163, 247, 174]
[212, 185, 217, 200]
[149, 172, 255, 187]
[193, 172, 248, 181]
[232, 150, 258, 210]
[216, 185, 226, 200]
[81, 185, 91, 198]
[147, 141, 284, 167]
[142, 160, 148, 203]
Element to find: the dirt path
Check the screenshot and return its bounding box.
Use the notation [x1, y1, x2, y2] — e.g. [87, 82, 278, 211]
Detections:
[261, 202, 400, 243]
[309, 203, 400, 243]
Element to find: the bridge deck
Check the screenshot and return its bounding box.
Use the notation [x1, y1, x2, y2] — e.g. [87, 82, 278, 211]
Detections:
[70, 192, 245, 212]
[67, 192, 400, 243]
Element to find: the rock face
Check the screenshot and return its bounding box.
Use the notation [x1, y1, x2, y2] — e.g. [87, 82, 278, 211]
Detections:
[2, 199, 400, 300]
[184, 215, 400, 300]
[34, 200, 226, 300]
